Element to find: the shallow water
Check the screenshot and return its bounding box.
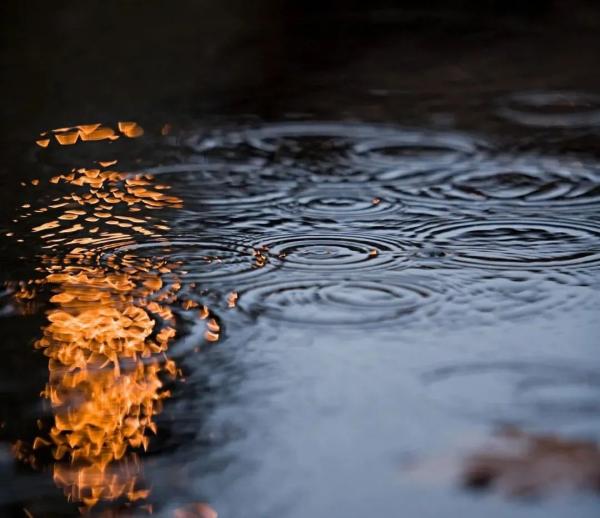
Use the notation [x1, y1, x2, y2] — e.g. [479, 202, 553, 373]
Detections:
[0, 105, 599, 517]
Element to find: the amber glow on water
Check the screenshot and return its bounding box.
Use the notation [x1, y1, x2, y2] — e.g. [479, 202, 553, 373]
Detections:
[9, 122, 214, 511]
[35, 122, 145, 148]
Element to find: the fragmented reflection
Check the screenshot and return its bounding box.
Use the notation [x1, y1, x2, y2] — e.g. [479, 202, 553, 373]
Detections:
[8, 123, 219, 512]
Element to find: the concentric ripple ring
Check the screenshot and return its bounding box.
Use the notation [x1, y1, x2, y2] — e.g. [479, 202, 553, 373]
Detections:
[256, 233, 413, 273]
[409, 218, 600, 269]
[100, 237, 274, 284]
[497, 91, 600, 128]
[236, 276, 441, 327]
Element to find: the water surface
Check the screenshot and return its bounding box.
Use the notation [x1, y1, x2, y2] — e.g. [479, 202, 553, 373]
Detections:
[0, 105, 599, 518]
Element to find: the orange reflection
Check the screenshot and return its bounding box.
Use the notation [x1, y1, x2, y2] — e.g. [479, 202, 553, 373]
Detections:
[34, 258, 181, 506]
[42, 121, 146, 147]
[9, 122, 214, 512]
[118, 121, 144, 138]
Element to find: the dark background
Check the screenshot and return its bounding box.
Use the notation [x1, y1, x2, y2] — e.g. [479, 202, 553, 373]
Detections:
[2, 0, 600, 136]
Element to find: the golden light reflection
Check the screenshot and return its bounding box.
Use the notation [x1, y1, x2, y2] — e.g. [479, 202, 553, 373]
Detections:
[9, 122, 216, 512]
[35, 121, 145, 147]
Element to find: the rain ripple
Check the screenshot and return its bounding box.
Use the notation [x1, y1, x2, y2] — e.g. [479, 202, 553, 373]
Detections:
[387, 153, 600, 208]
[142, 162, 298, 213]
[278, 184, 405, 222]
[101, 236, 272, 285]
[406, 218, 600, 269]
[256, 233, 412, 273]
[353, 130, 482, 181]
[451, 270, 598, 323]
[185, 122, 485, 181]
[498, 91, 600, 128]
[235, 274, 443, 327]
[179, 121, 600, 212]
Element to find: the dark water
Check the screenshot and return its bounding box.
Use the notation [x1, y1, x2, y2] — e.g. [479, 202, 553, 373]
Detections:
[1, 3, 600, 518]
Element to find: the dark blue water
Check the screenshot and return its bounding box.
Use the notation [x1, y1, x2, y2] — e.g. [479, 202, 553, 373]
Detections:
[0, 100, 599, 517]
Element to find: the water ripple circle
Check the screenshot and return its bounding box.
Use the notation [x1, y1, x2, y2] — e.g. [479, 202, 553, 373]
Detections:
[409, 218, 600, 269]
[100, 237, 274, 284]
[387, 153, 600, 208]
[257, 233, 412, 273]
[352, 131, 480, 181]
[185, 122, 485, 180]
[237, 276, 441, 326]
[498, 91, 600, 128]
[453, 270, 598, 323]
[141, 162, 298, 212]
[281, 184, 405, 220]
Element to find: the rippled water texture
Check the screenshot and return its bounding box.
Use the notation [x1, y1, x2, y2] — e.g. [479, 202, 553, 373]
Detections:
[1, 108, 600, 518]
